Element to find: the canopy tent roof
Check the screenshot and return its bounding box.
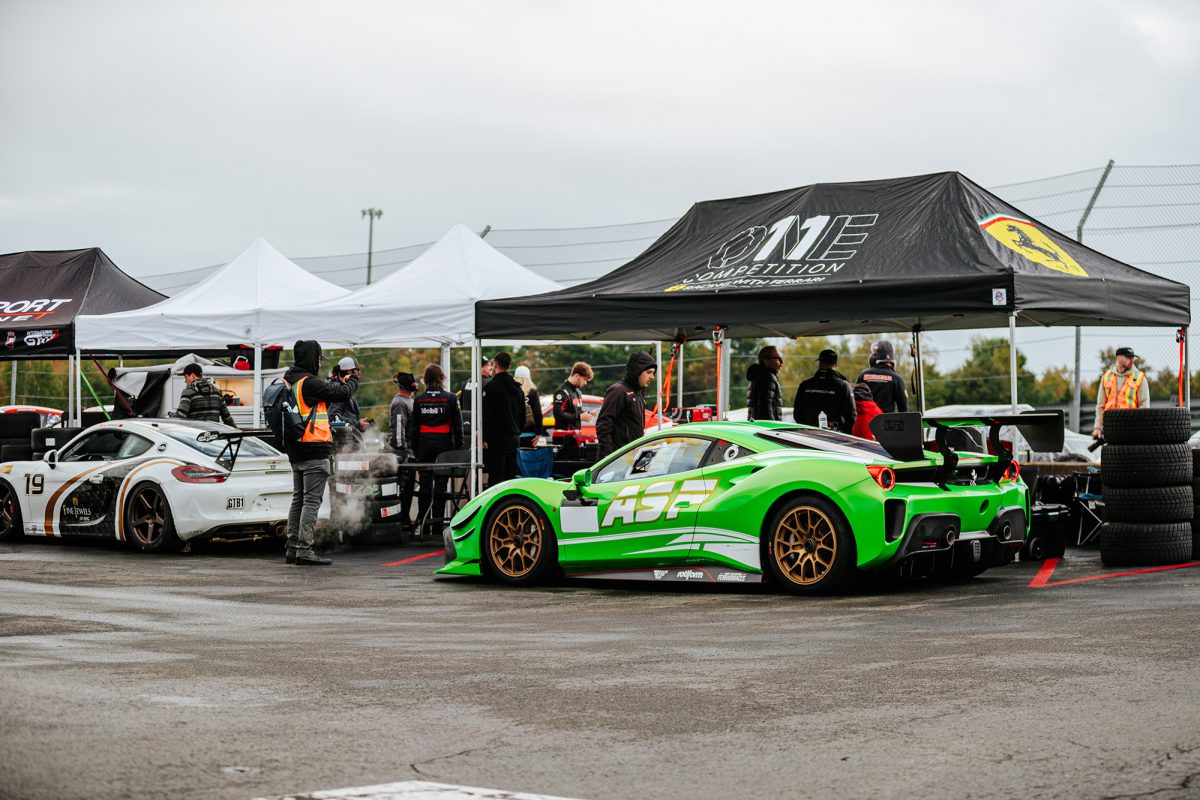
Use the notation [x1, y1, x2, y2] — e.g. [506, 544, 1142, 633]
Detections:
[476, 172, 1191, 341]
[0, 247, 165, 359]
[76, 238, 350, 353]
[261, 224, 562, 348]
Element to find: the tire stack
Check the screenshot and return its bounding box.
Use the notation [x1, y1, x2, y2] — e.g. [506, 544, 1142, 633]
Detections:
[0, 412, 42, 462]
[1193, 447, 1200, 561]
[1099, 408, 1193, 566]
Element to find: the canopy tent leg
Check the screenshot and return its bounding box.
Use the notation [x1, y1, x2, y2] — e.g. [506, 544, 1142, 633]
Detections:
[75, 349, 84, 425]
[655, 341, 663, 430]
[1009, 312, 1019, 414]
[67, 355, 74, 425]
[677, 341, 684, 408]
[1186, 327, 1191, 410]
[471, 338, 481, 496]
[1080, 326, 1089, 431]
[912, 328, 926, 413]
[9, 362, 15, 405]
[253, 343, 263, 428]
[440, 344, 451, 393]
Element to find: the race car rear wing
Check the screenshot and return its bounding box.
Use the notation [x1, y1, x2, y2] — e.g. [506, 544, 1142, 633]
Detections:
[195, 428, 276, 470]
[868, 411, 1065, 488]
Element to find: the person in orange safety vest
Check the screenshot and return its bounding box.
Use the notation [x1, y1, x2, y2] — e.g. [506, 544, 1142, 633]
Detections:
[1092, 346, 1149, 440]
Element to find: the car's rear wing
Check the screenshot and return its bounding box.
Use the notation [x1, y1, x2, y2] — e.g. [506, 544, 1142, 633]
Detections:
[868, 411, 1064, 488]
[195, 428, 277, 470]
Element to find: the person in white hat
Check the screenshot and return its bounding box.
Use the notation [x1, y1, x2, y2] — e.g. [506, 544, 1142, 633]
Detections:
[329, 356, 370, 444]
[513, 364, 543, 443]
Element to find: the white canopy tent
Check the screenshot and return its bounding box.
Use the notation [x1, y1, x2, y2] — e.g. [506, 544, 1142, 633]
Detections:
[75, 238, 350, 424]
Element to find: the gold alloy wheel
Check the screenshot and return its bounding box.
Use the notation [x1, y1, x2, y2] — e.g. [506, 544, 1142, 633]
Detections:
[772, 505, 838, 586]
[130, 487, 168, 547]
[488, 504, 543, 579]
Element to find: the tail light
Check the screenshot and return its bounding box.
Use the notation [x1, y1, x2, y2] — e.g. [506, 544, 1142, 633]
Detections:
[1001, 460, 1021, 482]
[171, 464, 228, 483]
[866, 465, 896, 490]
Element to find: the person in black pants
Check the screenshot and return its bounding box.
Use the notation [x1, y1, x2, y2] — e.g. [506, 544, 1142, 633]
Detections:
[481, 351, 525, 487]
[407, 364, 463, 538]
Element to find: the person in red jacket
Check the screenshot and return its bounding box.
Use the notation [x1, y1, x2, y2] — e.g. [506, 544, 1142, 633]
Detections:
[851, 382, 883, 440]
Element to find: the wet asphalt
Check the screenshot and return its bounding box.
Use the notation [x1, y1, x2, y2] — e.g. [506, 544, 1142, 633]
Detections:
[1, 536, 1199, 800]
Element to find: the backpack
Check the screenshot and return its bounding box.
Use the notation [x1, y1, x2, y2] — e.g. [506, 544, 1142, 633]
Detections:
[263, 378, 316, 445]
[524, 393, 536, 430]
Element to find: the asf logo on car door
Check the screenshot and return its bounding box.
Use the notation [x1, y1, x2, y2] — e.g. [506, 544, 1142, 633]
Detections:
[599, 479, 717, 528]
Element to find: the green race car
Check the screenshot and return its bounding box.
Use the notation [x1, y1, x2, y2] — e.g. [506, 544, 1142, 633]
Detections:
[437, 412, 1063, 594]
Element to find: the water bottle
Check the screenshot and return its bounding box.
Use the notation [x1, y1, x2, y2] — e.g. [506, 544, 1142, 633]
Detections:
[818, 411, 828, 429]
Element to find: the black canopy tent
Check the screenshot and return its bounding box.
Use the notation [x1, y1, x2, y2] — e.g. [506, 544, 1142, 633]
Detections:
[0, 248, 166, 421]
[0, 248, 165, 359]
[476, 171, 1191, 414]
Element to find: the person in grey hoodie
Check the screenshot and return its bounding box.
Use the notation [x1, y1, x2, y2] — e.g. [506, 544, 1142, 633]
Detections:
[389, 371, 419, 531]
[596, 351, 656, 459]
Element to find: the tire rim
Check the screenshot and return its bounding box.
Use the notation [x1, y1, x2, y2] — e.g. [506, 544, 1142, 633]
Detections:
[130, 488, 167, 547]
[0, 484, 16, 537]
[772, 505, 837, 586]
[488, 505, 542, 578]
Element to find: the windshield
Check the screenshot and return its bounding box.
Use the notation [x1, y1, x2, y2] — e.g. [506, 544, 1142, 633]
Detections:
[163, 429, 280, 459]
[758, 427, 893, 459]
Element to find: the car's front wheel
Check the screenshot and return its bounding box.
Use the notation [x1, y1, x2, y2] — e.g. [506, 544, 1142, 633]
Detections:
[765, 495, 855, 595]
[0, 480, 23, 541]
[482, 497, 558, 585]
[125, 483, 183, 553]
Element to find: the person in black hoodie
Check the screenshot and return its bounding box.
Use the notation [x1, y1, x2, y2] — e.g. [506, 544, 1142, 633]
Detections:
[481, 351, 525, 487]
[793, 349, 855, 433]
[407, 364, 463, 538]
[596, 351, 656, 459]
[283, 340, 357, 566]
[745, 346, 783, 422]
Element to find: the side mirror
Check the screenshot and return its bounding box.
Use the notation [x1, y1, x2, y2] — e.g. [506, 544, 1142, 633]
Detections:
[572, 468, 590, 490]
[43, 450, 58, 469]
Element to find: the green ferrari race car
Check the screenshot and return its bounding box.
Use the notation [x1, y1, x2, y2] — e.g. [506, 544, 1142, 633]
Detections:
[437, 412, 1063, 594]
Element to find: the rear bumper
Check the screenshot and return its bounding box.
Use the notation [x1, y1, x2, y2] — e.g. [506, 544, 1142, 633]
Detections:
[878, 505, 1026, 570]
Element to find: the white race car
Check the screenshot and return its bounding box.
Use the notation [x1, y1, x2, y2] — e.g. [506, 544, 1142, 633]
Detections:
[0, 419, 294, 552]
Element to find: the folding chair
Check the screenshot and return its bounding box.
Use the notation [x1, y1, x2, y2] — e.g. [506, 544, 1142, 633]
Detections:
[418, 449, 471, 537]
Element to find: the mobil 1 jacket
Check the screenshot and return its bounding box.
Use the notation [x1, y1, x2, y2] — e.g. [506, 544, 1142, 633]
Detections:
[282, 340, 358, 463]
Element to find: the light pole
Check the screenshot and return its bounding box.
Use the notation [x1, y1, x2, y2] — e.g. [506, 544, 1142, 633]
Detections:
[361, 207, 383, 285]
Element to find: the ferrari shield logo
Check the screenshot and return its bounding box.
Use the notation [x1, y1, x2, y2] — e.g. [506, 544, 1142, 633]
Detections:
[978, 214, 1087, 277]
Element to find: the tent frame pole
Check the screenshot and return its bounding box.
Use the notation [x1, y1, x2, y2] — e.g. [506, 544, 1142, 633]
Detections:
[440, 345, 451, 388]
[471, 339, 481, 496]
[655, 341, 663, 431]
[677, 341, 684, 407]
[912, 328, 926, 413]
[1185, 326, 1191, 411]
[1072, 328, 1082, 432]
[67, 354, 75, 426]
[9, 361, 15, 405]
[1009, 312, 1019, 413]
[253, 342, 263, 428]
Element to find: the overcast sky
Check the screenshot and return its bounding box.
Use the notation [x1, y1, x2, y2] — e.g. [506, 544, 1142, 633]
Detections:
[1, 0, 1197, 375]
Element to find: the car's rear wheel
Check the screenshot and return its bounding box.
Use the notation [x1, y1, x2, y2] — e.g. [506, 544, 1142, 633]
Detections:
[765, 495, 855, 595]
[0, 480, 23, 541]
[482, 497, 557, 585]
[126, 483, 182, 553]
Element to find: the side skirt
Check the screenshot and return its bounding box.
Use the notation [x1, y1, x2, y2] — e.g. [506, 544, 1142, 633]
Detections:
[566, 565, 763, 585]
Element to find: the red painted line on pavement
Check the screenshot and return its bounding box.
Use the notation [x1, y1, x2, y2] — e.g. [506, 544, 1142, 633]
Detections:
[381, 550, 445, 567]
[1029, 557, 1200, 588]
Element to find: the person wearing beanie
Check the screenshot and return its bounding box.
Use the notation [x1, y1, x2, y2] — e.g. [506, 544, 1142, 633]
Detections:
[513, 364, 544, 441]
[856, 339, 908, 413]
[596, 351, 657, 458]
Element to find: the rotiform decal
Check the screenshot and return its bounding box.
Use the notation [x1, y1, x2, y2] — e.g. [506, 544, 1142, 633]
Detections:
[978, 214, 1087, 276]
[0, 298, 73, 322]
[664, 213, 879, 292]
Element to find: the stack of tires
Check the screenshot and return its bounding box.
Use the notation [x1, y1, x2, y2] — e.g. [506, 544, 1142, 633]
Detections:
[1099, 408, 1193, 566]
[1193, 447, 1200, 561]
[0, 412, 42, 462]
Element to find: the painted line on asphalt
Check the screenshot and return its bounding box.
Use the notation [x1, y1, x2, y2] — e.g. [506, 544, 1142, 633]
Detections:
[254, 779, 584, 799]
[1029, 557, 1200, 588]
[381, 550, 445, 567]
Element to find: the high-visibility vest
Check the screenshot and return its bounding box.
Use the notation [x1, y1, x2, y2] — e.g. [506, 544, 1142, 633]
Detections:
[1102, 368, 1145, 411]
[294, 376, 332, 443]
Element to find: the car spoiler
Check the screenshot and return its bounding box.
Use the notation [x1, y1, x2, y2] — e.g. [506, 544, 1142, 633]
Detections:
[868, 411, 1065, 488]
[195, 428, 276, 470]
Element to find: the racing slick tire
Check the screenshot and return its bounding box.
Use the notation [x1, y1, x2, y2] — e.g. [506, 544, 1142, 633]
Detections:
[0, 412, 42, 439]
[1101, 443, 1192, 488]
[0, 479, 23, 541]
[481, 497, 559, 586]
[1101, 408, 1191, 446]
[0, 444, 33, 463]
[1099, 521, 1191, 567]
[1193, 506, 1200, 561]
[764, 494, 856, 595]
[125, 482, 183, 553]
[1191, 448, 1200, 494]
[1103, 485, 1193, 524]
